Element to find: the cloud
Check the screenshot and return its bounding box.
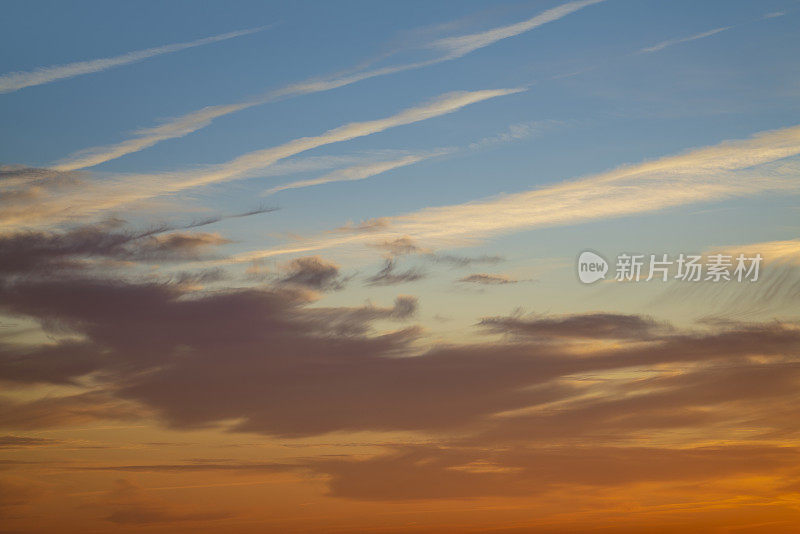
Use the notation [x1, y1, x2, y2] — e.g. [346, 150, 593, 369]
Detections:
[365, 259, 426, 286]
[312, 443, 800, 501]
[636, 10, 784, 56]
[639, 26, 733, 54]
[51, 104, 253, 171]
[278, 256, 345, 291]
[99, 479, 234, 525]
[0, 392, 143, 430]
[0, 165, 276, 231]
[655, 238, 800, 317]
[371, 236, 424, 257]
[0, 341, 107, 384]
[431, 0, 605, 58]
[429, 253, 504, 267]
[258, 119, 556, 199]
[0, 27, 268, 94]
[369, 236, 504, 268]
[2, 89, 521, 231]
[337, 217, 392, 234]
[2, 253, 799, 440]
[238, 124, 800, 260]
[720, 238, 800, 266]
[0, 476, 43, 508]
[1, 252, 799, 514]
[458, 273, 517, 285]
[467, 120, 555, 150]
[0, 216, 797, 446]
[50, 1, 598, 171]
[0, 164, 83, 191]
[262, 151, 450, 197]
[136, 232, 230, 260]
[79, 461, 296, 473]
[106, 316, 800, 437]
[0, 222, 231, 274]
[0, 435, 59, 448]
[479, 312, 667, 340]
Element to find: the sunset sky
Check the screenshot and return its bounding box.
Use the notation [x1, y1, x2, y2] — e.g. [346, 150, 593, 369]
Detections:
[1, 0, 800, 532]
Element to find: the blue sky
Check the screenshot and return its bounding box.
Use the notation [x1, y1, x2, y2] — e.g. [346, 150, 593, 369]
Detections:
[1, 0, 799, 329]
[4, 3, 800, 531]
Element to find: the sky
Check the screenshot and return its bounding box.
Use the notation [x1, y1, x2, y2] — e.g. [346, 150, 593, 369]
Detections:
[1, 0, 800, 532]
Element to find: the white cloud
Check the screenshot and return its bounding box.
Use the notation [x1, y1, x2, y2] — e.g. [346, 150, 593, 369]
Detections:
[231, 125, 800, 262]
[262, 150, 452, 197]
[2, 88, 522, 230]
[50, 1, 603, 171]
[431, 0, 605, 58]
[639, 26, 732, 54]
[0, 27, 268, 94]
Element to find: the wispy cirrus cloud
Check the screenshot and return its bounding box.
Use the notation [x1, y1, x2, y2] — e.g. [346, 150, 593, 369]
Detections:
[365, 259, 426, 286]
[430, 0, 605, 58]
[638, 11, 786, 55]
[0, 27, 268, 95]
[2, 88, 521, 230]
[458, 273, 518, 285]
[261, 151, 452, 197]
[51, 104, 252, 172]
[260, 120, 555, 198]
[655, 238, 800, 318]
[639, 26, 733, 54]
[235, 124, 800, 261]
[51, 0, 602, 171]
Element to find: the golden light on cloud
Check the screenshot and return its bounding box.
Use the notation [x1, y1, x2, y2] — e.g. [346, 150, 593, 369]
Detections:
[2, 0, 799, 532]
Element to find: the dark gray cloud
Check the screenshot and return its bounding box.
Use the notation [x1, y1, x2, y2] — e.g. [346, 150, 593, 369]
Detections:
[1, 265, 798, 441]
[1, 233, 798, 447]
[429, 253, 503, 267]
[279, 256, 345, 290]
[458, 273, 517, 284]
[0, 165, 84, 208]
[369, 236, 504, 267]
[365, 259, 426, 286]
[0, 392, 143, 430]
[310, 443, 800, 500]
[0, 222, 230, 275]
[0, 435, 59, 448]
[479, 312, 668, 340]
[78, 461, 297, 473]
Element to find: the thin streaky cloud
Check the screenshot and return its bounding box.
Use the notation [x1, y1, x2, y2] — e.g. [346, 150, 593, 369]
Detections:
[52, 104, 250, 172]
[431, 0, 605, 58]
[229, 125, 800, 262]
[638, 10, 787, 55]
[0, 27, 269, 94]
[2, 89, 521, 230]
[639, 26, 733, 54]
[52, 61, 439, 172]
[261, 152, 451, 197]
[51, 0, 603, 171]
[261, 121, 551, 197]
[109, 89, 521, 195]
[713, 238, 800, 265]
